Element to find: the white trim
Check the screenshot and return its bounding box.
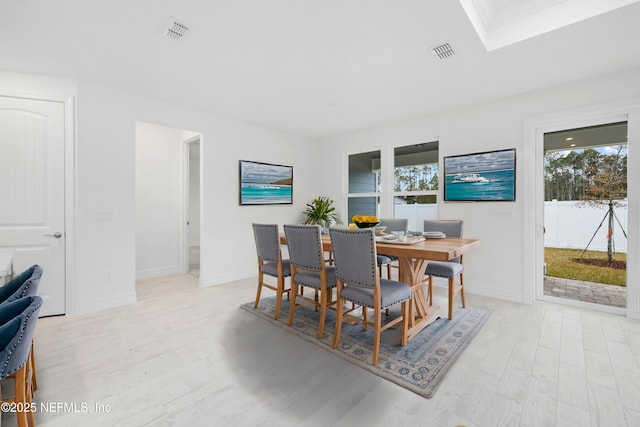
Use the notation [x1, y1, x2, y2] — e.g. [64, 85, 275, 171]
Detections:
[64, 95, 77, 315]
[538, 294, 626, 316]
[135, 265, 183, 280]
[524, 98, 640, 318]
[182, 135, 201, 277]
[75, 291, 137, 315]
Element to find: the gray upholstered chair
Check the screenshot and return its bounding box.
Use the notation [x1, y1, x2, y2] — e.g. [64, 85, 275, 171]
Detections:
[284, 224, 337, 339]
[252, 224, 292, 320]
[376, 218, 408, 279]
[0, 295, 43, 427]
[423, 219, 465, 319]
[0, 265, 43, 393]
[0, 265, 43, 303]
[329, 227, 411, 365]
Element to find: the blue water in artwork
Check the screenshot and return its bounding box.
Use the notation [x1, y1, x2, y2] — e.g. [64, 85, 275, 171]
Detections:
[241, 184, 292, 204]
[444, 170, 515, 201]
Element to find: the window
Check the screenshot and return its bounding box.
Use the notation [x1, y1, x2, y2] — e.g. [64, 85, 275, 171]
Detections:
[347, 150, 380, 221]
[393, 142, 439, 230]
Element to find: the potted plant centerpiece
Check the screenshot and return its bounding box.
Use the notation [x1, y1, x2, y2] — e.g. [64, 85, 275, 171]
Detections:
[303, 197, 339, 232]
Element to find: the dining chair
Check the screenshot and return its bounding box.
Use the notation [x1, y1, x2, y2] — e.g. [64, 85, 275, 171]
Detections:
[329, 227, 412, 365]
[423, 219, 465, 319]
[283, 224, 337, 339]
[0, 265, 43, 393]
[376, 218, 408, 279]
[252, 224, 292, 320]
[0, 265, 43, 303]
[0, 295, 43, 427]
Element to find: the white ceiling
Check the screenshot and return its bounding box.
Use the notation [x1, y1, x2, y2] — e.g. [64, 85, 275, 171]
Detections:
[1, 0, 640, 139]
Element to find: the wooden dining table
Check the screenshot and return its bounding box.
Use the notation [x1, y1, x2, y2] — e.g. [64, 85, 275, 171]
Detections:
[279, 233, 480, 342]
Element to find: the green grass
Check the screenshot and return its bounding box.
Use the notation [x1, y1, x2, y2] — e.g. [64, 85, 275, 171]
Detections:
[545, 247, 626, 286]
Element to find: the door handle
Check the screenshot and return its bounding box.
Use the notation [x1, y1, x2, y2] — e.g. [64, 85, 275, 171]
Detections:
[44, 232, 63, 239]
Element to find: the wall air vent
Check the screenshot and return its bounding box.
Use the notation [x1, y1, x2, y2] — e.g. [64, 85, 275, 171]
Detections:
[165, 17, 189, 40]
[432, 42, 455, 60]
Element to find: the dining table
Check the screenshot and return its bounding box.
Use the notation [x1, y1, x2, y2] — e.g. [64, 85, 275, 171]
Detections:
[279, 232, 480, 342]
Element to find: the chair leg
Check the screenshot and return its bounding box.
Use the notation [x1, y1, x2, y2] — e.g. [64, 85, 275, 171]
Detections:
[460, 273, 466, 308]
[401, 300, 409, 346]
[448, 277, 455, 320]
[427, 276, 433, 306]
[372, 308, 382, 365]
[14, 364, 28, 427]
[30, 340, 37, 392]
[274, 276, 284, 320]
[363, 306, 369, 330]
[317, 289, 328, 339]
[333, 295, 344, 349]
[288, 282, 298, 326]
[254, 272, 263, 308]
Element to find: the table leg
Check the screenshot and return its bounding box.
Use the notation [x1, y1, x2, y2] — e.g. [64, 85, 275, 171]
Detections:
[397, 257, 441, 342]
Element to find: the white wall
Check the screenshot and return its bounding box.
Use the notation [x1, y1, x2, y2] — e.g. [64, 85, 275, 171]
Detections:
[5, 66, 640, 318]
[135, 122, 198, 279]
[1, 69, 321, 314]
[318, 67, 640, 312]
[75, 80, 321, 311]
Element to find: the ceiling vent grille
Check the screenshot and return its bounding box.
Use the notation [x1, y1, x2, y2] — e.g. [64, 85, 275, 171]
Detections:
[165, 17, 189, 40]
[432, 43, 455, 60]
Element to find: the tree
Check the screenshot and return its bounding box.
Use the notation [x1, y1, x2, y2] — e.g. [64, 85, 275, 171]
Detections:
[580, 145, 627, 262]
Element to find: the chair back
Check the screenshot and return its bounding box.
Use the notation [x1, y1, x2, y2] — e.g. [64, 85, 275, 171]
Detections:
[423, 220, 463, 237]
[252, 224, 281, 263]
[424, 220, 463, 263]
[283, 225, 324, 271]
[378, 218, 408, 233]
[0, 265, 43, 304]
[329, 228, 377, 289]
[0, 296, 43, 379]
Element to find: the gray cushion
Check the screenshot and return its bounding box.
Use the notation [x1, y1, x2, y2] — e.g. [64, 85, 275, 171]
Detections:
[293, 265, 337, 289]
[425, 261, 464, 278]
[341, 279, 411, 309]
[260, 259, 291, 277]
[376, 255, 394, 265]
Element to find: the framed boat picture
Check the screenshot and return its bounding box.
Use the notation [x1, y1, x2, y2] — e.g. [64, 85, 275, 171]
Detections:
[443, 148, 516, 202]
[239, 160, 293, 205]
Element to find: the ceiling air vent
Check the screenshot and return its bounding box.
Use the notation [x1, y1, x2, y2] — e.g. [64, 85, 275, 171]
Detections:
[432, 42, 455, 60]
[165, 17, 189, 40]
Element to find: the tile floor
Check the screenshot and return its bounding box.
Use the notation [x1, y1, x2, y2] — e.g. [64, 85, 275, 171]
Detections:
[2, 274, 639, 426]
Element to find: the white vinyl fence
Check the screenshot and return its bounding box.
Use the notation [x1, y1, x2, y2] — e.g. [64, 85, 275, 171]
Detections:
[545, 200, 628, 253]
[395, 204, 438, 232]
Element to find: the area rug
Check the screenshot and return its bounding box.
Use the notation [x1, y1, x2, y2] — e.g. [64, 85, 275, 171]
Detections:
[240, 296, 491, 398]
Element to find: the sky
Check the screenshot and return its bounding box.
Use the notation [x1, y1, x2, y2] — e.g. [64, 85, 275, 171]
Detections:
[241, 161, 292, 184]
[444, 149, 516, 175]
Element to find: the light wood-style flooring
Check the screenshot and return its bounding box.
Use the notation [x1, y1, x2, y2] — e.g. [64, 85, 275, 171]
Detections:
[3, 274, 640, 426]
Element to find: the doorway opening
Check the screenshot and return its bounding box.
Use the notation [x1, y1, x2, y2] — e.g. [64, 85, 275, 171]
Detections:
[185, 137, 200, 278]
[135, 122, 201, 281]
[542, 122, 628, 310]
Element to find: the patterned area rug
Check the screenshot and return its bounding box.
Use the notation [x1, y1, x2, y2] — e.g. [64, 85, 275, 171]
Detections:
[240, 296, 491, 398]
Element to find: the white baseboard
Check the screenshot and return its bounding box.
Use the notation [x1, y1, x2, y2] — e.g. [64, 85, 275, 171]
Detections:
[135, 265, 182, 280]
[430, 278, 524, 303]
[74, 291, 137, 315]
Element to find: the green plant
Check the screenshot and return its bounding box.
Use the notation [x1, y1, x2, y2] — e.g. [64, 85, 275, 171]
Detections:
[303, 197, 339, 228]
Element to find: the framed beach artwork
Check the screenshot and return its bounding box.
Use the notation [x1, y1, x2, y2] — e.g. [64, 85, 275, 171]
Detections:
[443, 148, 516, 202]
[239, 160, 293, 205]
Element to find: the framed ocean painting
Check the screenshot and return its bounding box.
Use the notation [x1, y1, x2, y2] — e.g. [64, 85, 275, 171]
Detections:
[443, 148, 516, 202]
[239, 160, 293, 205]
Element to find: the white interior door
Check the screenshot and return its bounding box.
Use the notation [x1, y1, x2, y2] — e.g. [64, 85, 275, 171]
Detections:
[0, 96, 66, 316]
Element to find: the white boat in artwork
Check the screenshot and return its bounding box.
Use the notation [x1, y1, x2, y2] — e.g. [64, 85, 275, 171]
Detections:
[451, 173, 490, 184]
